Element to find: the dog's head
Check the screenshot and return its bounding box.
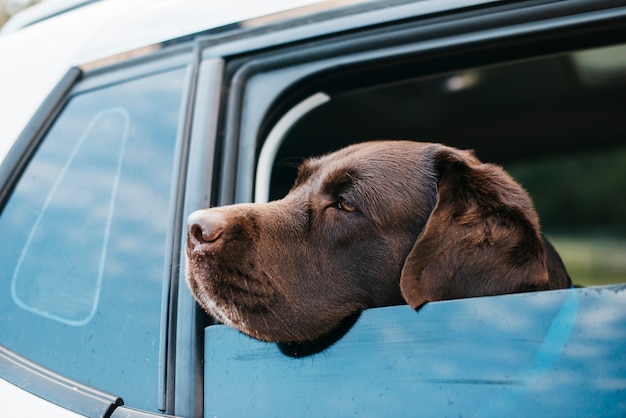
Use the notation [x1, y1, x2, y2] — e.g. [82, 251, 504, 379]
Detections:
[185, 141, 570, 344]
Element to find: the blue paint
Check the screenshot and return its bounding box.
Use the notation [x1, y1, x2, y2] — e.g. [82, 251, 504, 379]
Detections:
[205, 286, 626, 417]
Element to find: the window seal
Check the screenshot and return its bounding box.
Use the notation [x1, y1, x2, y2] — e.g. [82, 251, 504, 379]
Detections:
[0, 68, 80, 214]
[0, 344, 122, 418]
[169, 54, 225, 418]
[254, 92, 330, 203]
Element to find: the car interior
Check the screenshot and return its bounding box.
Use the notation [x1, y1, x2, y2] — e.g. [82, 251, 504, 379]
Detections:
[258, 41, 626, 287]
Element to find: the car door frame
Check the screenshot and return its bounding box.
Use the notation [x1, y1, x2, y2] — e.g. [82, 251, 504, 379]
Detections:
[195, 0, 626, 413]
[208, 0, 626, 207]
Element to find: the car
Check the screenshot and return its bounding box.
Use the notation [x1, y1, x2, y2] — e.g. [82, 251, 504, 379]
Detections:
[0, 0, 625, 416]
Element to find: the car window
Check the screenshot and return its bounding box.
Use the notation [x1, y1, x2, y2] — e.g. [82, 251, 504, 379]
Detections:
[0, 67, 186, 412]
[265, 43, 626, 287]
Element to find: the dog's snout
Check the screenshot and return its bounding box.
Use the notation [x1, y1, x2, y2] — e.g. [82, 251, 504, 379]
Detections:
[188, 210, 227, 246]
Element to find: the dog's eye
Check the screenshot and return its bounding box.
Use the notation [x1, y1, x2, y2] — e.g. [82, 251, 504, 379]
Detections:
[337, 199, 356, 212]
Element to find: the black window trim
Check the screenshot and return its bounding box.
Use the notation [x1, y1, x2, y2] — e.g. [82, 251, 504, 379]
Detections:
[0, 342, 180, 418]
[0, 68, 80, 214]
[0, 344, 122, 418]
[254, 91, 330, 204]
[157, 55, 198, 415]
[210, 0, 626, 205]
[171, 55, 225, 418]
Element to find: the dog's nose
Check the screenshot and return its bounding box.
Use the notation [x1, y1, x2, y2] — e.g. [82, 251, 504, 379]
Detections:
[187, 210, 227, 246]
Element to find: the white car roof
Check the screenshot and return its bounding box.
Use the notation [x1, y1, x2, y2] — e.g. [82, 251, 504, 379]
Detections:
[0, 0, 351, 163]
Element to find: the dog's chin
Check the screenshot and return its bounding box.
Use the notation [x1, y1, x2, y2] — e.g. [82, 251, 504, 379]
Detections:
[220, 308, 361, 346]
[276, 312, 362, 358]
[206, 300, 362, 356]
[188, 267, 363, 355]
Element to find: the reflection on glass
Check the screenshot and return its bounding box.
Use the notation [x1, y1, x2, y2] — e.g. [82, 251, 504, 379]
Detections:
[0, 67, 186, 412]
[12, 108, 130, 325]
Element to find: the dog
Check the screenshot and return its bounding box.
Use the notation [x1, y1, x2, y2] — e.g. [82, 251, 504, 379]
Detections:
[186, 141, 571, 348]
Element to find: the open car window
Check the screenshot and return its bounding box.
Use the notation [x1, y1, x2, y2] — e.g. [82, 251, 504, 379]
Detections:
[202, 31, 626, 417]
[258, 42, 626, 287]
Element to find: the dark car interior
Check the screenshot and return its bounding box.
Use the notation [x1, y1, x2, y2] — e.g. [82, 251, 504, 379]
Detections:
[267, 42, 626, 286]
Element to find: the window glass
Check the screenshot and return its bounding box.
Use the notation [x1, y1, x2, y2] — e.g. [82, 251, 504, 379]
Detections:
[205, 286, 626, 416]
[0, 67, 186, 412]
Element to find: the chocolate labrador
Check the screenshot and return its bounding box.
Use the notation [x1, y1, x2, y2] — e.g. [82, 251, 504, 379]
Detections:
[186, 141, 571, 350]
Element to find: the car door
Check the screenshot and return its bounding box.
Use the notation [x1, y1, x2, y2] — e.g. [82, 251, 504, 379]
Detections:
[196, 0, 626, 416]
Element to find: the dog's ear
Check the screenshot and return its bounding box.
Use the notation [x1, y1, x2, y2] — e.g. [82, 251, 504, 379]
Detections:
[400, 145, 550, 309]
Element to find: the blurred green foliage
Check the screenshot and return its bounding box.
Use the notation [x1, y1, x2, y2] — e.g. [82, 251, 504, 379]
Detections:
[547, 234, 626, 286]
[506, 146, 626, 287]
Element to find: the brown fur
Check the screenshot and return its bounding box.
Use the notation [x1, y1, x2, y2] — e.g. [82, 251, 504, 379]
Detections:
[185, 141, 571, 343]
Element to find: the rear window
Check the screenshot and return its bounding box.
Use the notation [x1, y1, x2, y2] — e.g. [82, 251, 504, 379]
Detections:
[0, 67, 186, 412]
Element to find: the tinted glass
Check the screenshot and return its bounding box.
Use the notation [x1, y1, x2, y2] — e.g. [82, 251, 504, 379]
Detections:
[0, 68, 186, 411]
